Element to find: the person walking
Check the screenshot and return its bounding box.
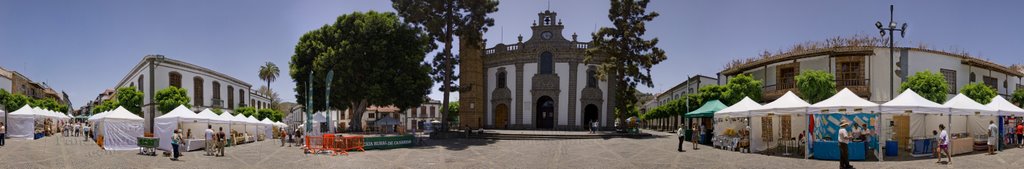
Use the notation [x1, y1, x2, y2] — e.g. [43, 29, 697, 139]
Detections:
[676, 126, 685, 152]
[838, 120, 853, 169]
[937, 124, 951, 164]
[988, 120, 997, 155]
[217, 127, 226, 157]
[280, 129, 286, 147]
[204, 125, 214, 156]
[691, 125, 699, 150]
[1011, 121, 1019, 148]
[1, 122, 6, 147]
[171, 129, 183, 161]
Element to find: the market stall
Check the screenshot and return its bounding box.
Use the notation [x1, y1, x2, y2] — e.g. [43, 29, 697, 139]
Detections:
[713, 97, 763, 153]
[90, 106, 144, 151]
[154, 105, 205, 151]
[880, 89, 951, 158]
[942, 94, 997, 156]
[986, 96, 1024, 151]
[261, 118, 275, 140]
[220, 112, 244, 145]
[245, 115, 262, 141]
[7, 105, 42, 139]
[684, 100, 725, 144]
[196, 108, 231, 138]
[807, 88, 881, 160]
[750, 91, 810, 156]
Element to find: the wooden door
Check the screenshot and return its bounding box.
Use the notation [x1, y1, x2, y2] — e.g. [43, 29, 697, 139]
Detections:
[495, 104, 509, 129]
[894, 115, 911, 150]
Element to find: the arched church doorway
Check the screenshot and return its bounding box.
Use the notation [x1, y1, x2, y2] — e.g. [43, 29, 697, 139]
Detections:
[583, 104, 599, 130]
[495, 104, 509, 129]
[536, 96, 555, 129]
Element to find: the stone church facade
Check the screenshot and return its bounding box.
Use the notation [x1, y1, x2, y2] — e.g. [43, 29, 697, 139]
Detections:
[460, 10, 616, 130]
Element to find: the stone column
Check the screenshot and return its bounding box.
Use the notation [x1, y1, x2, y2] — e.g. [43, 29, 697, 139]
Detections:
[515, 63, 525, 129]
[567, 61, 578, 130]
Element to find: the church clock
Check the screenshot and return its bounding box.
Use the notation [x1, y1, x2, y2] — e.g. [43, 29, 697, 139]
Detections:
[541, 31, 552, 40]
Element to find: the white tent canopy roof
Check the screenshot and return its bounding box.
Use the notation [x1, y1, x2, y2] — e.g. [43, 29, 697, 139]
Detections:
[260, 118, 274, 125]
[880, 89, 949, 114]
[310, 112, 328, 123]
[219, 112, 238, 122]
[808, 88, 879, 113]
[943, 94, 997, 116]
[715, 97, 763, 117]
[246, 115, 261, 124]
[987, 96, 1024, 116]
[8, 105, 39, 117]
[751, 91, 809, 115]
[98, 107, 144, 121]
[234, 114, 253, 124]
[88, 110, 111, 121]
[155, 105, 204, 121]
[197, 108, 230, 123]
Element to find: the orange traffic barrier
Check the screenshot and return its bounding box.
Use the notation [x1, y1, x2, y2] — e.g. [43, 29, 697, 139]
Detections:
[343, 136, 365, 152]
[304, 136, 325, 154]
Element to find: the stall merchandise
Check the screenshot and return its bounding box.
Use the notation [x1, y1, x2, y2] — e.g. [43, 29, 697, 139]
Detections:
[154, 105, 206, 151]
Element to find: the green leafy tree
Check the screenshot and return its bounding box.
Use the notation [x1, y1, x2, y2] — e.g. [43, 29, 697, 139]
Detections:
[155, 86, 191, 114]
[585, 0, 667, 121]
[795, 70, 836, 104]
[961, 83, 997, 104]
[289, 11, 434, 132]
[117, 86, 144, 116]
[212, 108, 224, 115]
[4, 93, 31, 112]
[900, 70, 949, 103]
[91, 99, 119, 113]
[393, 0, 500, 129]
[1012, 89, 1024, 107]
[698, 85, 728, 104]
[446, 101, 460, 123]
[234, 106, 257, 117]
[724, 74, 763, 105]
[256, 108, 280, 121]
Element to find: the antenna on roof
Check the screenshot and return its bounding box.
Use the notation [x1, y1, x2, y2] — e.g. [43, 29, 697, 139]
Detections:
[547, 0, 550, 10]
[501, 26, 504, 44]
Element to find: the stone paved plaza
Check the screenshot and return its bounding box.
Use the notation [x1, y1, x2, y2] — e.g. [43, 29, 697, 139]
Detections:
[3, 131, 1024, 169]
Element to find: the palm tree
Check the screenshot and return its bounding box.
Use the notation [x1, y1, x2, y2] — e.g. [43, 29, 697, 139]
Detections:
[258, 62, 280, 91]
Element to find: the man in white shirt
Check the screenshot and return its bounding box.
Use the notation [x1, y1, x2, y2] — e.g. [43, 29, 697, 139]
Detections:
[676, 126, 685, 152]
[205, 125, 215, 156]
[988, 121, 998, 155]
[838, 120, 853, 169]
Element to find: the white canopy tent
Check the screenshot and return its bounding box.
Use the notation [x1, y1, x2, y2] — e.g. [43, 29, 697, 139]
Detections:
[750, 91, 810, 153]
[880, 89, 954, 157]
[943, 94, 999, 152]
[91, 106, 144, 151]
[197, 109, 231, 135]
[242, 114, 260, 140]
[154, 105, 205, 151]
[807, 88, 881, 160]
[218, 111, 237, 140]
[712, 97, 766, 152]
[987, 96, 1024, 116]
[260, 118, 275, 139]
[7, 105, 42, 139]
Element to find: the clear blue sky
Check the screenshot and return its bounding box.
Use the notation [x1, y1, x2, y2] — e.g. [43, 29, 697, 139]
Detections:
[2, 0, 1022, 108]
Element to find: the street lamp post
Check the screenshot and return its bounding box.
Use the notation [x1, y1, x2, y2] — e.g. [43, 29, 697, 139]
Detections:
[876, 5, 908, 100]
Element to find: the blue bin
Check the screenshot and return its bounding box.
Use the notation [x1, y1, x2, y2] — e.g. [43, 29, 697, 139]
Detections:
[885, 141, 898, 156]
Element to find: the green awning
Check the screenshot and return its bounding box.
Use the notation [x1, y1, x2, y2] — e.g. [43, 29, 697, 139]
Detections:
[685, 100, 726, 118]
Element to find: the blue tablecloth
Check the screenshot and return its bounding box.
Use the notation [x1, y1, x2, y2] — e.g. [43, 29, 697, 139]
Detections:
[813, 141, 865, 161]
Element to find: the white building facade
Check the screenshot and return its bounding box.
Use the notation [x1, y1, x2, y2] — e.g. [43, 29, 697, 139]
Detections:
[718, 46, 1024, 102]
[480, 10, 615, 130]
[114, 55, 272, 132]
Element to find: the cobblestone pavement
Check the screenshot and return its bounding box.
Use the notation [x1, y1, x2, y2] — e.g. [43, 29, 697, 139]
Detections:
[2, 131, 1024, 169]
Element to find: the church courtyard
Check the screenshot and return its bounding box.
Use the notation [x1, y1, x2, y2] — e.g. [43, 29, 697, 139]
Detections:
[3, 131, 1024, 169]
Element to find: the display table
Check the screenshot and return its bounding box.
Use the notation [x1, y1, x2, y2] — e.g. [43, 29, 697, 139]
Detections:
[184, 139, 206, 151]
[812, 141, 865, 161]
[950, 137, 973, 155]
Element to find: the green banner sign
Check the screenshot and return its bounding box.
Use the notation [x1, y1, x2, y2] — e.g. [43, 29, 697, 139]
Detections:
[362, 135, 414, 150]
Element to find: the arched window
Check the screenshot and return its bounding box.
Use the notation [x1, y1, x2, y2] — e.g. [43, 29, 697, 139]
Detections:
[239, 89, 245, 107]
[194, 76, 204, 107]
[212, 81, 221, 103]
[587, 67, 597, 87]
[168, 72, 182, 88]
[539, 52, 553, 74]
[228, 86, 235, 109]
[497, 71, 507, 88]
[138, 75, 144, 92]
